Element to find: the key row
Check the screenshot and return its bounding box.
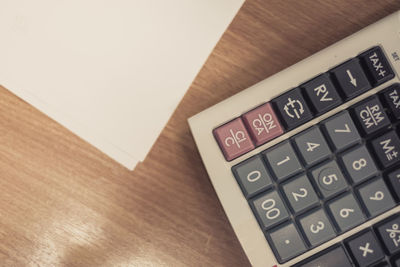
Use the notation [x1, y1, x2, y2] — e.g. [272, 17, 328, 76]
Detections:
[257, 176, 396, 263]
[296, 214, 400, 267]
[214, 46, 394, 161]
[233, 105, 400, 201]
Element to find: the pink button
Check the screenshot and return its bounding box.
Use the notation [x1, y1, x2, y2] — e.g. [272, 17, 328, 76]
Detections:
[213, 118, 254, 161]
[242, 103, 284, 146]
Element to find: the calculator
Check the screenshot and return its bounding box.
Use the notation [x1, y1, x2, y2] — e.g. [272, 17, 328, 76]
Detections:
[189, 11, 400, 267]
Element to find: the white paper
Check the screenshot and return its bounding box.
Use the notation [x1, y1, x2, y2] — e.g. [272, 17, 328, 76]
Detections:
[0, 0, 244, 169]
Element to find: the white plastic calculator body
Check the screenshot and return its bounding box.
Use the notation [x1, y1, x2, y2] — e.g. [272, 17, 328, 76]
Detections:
[189, 11, 400, 267]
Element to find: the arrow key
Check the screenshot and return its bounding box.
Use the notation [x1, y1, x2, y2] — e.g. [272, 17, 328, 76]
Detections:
[330, 58, 371, 100]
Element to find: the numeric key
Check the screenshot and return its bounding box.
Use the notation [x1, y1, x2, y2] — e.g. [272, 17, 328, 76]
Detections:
[232, 155, 273, 198]
[281, 174, 319, 214]
[339, 145, 378, 184]
[310, 160, 348, 199]
[298, 208, 336, 247]
[251, 190, 289, 230]
[321, 111, 361, 152]
[327, 192, 365, 233]
[293, 126, 331, 166]
[356, 177, 395, 218]
[263, 141, 303, 182]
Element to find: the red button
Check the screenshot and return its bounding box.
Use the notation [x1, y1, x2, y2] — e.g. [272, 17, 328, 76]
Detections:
[213, 118, 254, 161]
[242, 103, 284, 146]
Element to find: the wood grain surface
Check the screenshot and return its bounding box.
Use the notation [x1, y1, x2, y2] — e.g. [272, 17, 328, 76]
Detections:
[1, 1, 400, 266]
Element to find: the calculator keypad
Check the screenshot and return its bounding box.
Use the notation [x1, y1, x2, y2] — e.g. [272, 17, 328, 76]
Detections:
[232, 84, 400, 263]
[223, 46, 399, 264]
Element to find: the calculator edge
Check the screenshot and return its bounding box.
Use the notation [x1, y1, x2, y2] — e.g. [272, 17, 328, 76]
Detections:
[188, 11, 400, 267]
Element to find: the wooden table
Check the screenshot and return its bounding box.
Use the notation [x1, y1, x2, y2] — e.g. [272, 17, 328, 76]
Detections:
[1, 1, 400, 266]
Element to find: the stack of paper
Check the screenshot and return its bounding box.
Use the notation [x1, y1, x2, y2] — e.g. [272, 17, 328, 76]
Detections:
[0, 0, 244, 169]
